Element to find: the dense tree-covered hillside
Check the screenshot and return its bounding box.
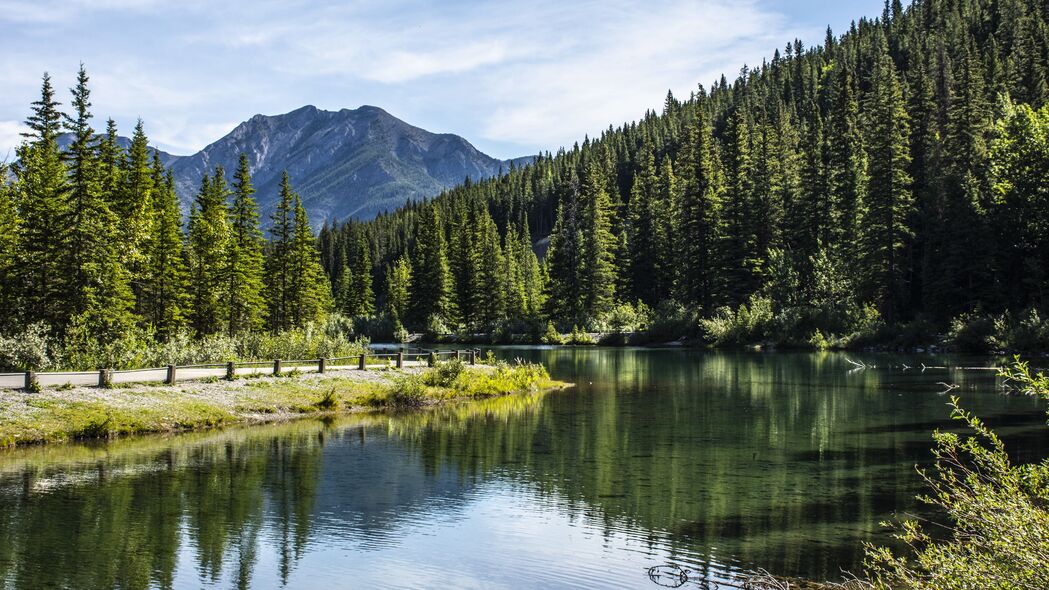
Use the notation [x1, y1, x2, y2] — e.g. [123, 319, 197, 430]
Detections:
[0, 67, 332, 356]
[322, 0, 1049, 349]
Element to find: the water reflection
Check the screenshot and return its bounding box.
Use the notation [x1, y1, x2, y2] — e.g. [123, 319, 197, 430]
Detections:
[0, 350, 1044, 589]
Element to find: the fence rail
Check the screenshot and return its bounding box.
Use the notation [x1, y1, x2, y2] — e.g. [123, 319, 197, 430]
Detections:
[0, 348, 482, 391]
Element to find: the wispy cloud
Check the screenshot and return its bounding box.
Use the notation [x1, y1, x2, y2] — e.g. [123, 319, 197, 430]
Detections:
[0, 0, 864, 158]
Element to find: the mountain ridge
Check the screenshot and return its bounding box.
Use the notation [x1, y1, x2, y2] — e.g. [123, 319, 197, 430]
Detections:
[60, 105, 531, 225]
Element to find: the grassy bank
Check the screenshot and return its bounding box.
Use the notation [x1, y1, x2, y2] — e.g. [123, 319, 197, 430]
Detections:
[0, 359, 568, 448]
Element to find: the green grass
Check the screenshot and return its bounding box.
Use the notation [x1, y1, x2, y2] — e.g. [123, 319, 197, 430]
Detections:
[0, 363, 567, 448]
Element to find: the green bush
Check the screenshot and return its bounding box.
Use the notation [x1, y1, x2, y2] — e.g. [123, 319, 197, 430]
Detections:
[864, 360, 1049, 589]
[0, 322, 51, 371]
[0, 315, 370, 371]
[424, 359, 466, 387]
[542, 322, 563, 345]
[699, 294, 776, 346]
[388, 375, 428, 408]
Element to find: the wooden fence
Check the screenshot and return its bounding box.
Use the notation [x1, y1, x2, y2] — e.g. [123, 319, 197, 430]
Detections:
[0, 349, 482, 391]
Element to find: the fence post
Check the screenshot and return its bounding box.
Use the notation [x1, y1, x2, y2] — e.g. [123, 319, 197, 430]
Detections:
[469, 350, 477, 365]
[358, 354, 366, 370]
[98, 369, 111, 388]
[226, 362, 236, 381]
[428, 352, 436, 367]
[396, 352, 404, 369]
[318, 358, 326, 374]
[166, 364, 176, 385]
[24, 370, 36, 392]
[454, 350, 461, 361]
[273, 359, 282, 376]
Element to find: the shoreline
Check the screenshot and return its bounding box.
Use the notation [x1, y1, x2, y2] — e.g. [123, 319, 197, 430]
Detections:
[0, 363, 570, 449]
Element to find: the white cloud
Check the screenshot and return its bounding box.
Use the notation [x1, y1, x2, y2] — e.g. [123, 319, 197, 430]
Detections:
[0, 120, 27, 162]
[0, 0, 837, 158]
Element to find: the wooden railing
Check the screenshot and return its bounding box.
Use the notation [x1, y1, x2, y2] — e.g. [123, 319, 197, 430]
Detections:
[0, 348, 483, 391]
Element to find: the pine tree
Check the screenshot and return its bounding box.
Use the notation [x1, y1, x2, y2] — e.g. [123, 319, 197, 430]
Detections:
[0, 163, 19, 333]
[469, 205, 506, 328]
[287, 193, 331, 327]
[141, 160, 189, 338]
[348, 235, 374, 317]
[410, 204, 452, 325]
[61, 65, 134, 337]
[117, 120, 155, 299]
[860, 41, 914, 322]
[224, 154, 266, 335]
[676, 108, 725, 310]
[385, 255, 412, 322]
[265, 171, 295, 332]
[187, 171, 230, 335]
[14, 73, 71, 332]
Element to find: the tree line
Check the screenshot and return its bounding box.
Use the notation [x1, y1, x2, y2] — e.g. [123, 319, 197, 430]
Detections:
[321, 0, 1049, 347]
[0, 67, 331, 343]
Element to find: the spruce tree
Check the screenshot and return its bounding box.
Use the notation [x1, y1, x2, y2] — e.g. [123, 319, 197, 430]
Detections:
[348, 235, 375, 317]
[265, 171, 295, 332]
[141, 161, 189, 338]
[675, 109, 725, 310]
[410, 204, 452, 325]
[224, 154, 266, 335]
[287, 192, 331, 327]
[0, 164, 19, 333]
[187, 172, 230, 335]
[385, 255, 412, 322]
[579, 162, 617, 320]
[117, 120, 156, 302]
[14, 73, 71, 332]
[61, 65, 134, 337]
[545, 168, 585, 324]
[860, 41, 914, 322]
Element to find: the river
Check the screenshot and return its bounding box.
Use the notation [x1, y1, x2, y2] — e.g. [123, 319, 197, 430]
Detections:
[0, 348, 1045, 589]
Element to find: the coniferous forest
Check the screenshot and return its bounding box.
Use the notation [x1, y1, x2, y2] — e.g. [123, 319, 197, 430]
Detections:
[0, 67, 337, 370]
[319, 0, 1049, 351]
[3, 0, 1049, 365]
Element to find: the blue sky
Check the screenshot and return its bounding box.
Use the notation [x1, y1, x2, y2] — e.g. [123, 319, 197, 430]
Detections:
[0, 0, 884, 161]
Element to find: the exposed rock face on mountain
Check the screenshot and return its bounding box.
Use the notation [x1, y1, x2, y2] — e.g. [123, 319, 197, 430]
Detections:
[56, 105, 529, 226]
[169, 105, 525, 225]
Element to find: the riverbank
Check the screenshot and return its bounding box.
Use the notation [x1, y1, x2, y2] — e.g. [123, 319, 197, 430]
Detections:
[0, 361, 569, 448]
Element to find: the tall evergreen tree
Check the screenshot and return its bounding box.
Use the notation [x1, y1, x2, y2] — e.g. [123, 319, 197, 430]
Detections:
[0, 164, 19, 333]
[265, 171, 295, 332]
[286, 193, 331, 327]
[410, 204, 452, 325]
[860, 41, 914, 322]
[348, 235, 375, 317]
[385, 255, 412, 322]
[141, 160, 189, 337]
[14, 73, 71, 331]
[187, 172, 230, 335]
[61, 65, 134, 336]
[224, 154, 266, 335]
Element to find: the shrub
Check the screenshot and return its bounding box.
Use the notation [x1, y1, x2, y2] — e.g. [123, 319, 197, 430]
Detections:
[424, 359, 466, 388]
[948, 313, 996, 352]
[388, 375, 428, 408]
[699, 294, 775, 346]
[566, 325, 596, 345]
[0, 323, 51, 371]
[542, 322, 563, 345]
[863, 360, 1049, 589]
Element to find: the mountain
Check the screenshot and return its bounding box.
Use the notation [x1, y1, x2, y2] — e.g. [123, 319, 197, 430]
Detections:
[55, 133, 180, 168]
[169, 105, 527, 224]
[55, 106, 529, 225]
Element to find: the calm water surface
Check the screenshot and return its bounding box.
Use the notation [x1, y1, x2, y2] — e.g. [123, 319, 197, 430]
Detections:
[0, 349, 1046, 589]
